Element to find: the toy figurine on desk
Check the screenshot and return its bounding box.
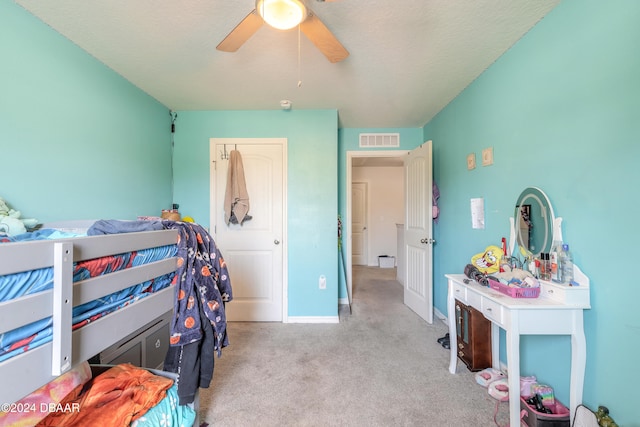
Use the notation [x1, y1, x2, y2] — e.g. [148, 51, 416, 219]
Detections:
[596, 406, 618, 427]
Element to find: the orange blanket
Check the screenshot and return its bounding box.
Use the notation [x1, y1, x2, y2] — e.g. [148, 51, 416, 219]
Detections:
[37, 364, 173, 427]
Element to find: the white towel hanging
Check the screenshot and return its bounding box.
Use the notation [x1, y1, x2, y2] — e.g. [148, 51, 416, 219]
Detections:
[224, 150, 251, 225]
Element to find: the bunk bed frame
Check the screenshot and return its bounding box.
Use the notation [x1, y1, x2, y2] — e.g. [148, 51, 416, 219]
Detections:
[0, 229, 179, 405]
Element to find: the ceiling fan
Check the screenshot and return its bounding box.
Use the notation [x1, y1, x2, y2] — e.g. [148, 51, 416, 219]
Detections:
[216, 0, 349, 63]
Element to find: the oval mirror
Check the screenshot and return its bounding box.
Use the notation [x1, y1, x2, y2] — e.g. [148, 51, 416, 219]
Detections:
[514, 187, 555, 256]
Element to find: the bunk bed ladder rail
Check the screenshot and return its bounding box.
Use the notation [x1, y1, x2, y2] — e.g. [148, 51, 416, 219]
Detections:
[52, 241, 73, 376]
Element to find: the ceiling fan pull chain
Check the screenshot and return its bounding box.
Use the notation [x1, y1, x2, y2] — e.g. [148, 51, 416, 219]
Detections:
[297, 24, 303, 88]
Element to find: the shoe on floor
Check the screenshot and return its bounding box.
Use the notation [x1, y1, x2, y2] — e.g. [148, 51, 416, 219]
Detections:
[475, 368, 505, 387]
[437, 333, 449, 344]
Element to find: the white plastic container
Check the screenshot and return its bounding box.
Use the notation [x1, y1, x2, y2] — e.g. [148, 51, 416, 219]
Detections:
[378, 255, 396, 268]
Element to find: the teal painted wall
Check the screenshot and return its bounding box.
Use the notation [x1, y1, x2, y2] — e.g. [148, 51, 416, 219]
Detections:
[0, 1, 172, 222]
[5, 0, 637, 422]
[424, 0, 638, 423]
[172, 110, 339, 317]
[337, 128, 423, 298]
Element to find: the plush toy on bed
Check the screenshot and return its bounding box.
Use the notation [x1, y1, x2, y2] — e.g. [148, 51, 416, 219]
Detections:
[0, 196, 38, 236]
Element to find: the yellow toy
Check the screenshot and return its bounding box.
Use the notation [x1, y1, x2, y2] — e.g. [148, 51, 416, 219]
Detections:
[471, 245, 504, 274]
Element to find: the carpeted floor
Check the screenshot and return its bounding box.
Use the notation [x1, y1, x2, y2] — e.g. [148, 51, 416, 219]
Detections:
[198, 266, 509, 426]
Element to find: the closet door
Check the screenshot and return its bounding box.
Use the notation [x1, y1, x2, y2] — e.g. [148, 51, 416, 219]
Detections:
[210, 138, 286, 322]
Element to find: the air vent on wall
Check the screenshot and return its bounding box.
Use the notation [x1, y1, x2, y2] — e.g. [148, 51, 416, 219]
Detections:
[359, 133, 400, 148]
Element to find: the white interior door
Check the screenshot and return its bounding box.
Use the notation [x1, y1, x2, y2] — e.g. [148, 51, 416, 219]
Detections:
[351, 182, 368, 265]
[210, 138, 285, 322]
[403, 141, 434, 323]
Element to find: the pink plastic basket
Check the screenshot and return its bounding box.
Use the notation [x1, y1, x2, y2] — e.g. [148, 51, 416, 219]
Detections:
[488, 278, 540, 298]
[520, 396, 570, 426]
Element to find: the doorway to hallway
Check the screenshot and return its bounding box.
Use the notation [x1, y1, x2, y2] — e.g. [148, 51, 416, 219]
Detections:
[345, 151, 405, 305]
[345, 143, 434, 324]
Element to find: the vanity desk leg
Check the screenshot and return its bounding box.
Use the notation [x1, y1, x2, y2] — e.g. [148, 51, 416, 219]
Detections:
[491, 323, 500, 370]
[570, 311, 587, 424]
[506, 320, 522, 427]
[447, 281, 458, 374]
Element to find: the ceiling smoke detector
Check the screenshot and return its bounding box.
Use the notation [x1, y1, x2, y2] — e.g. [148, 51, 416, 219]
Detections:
[280, 100, 292, 110]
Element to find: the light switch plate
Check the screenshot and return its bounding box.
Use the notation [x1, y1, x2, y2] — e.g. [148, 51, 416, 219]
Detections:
[482, 147, 493, 166]
[467, 153, 476, 170]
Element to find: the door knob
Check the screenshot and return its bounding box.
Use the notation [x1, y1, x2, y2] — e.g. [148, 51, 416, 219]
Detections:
[274, 239, 280, 245]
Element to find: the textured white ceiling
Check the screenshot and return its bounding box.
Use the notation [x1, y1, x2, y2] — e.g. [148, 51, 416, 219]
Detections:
[15, 0, 560, 128]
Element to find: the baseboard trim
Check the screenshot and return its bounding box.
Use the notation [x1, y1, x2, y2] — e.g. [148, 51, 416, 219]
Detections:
[287, 316, 340, 324]
[338, 297, 349, 305]
[434, 307, 447, 325]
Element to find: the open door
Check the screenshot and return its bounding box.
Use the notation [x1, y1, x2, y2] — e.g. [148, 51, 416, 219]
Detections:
[351, 182, 368, 265]
[403, 141, 434, 323]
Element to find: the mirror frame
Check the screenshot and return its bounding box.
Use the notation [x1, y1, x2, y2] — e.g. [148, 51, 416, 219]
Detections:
[514, 187, 555, 257]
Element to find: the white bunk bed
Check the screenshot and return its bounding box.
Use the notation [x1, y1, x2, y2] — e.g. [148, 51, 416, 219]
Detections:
[0, 227, 179, 408]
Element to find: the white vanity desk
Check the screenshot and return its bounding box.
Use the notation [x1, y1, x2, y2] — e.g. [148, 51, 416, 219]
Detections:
[446, 271, 590, 426]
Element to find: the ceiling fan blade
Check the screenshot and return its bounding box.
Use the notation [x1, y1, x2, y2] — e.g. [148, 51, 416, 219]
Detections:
[216, 10, 263, 52]
[300, 13, 349, 63]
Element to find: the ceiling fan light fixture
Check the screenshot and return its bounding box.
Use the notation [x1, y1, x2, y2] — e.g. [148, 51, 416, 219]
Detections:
[256, 0, 307, 30]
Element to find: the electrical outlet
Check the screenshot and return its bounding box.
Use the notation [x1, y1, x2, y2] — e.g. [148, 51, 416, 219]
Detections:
[319, 275, 326, 290]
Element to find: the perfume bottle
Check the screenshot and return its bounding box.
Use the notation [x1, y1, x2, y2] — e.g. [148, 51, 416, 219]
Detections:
[545, 253, 550, 280]
[538, 254, 546, 280]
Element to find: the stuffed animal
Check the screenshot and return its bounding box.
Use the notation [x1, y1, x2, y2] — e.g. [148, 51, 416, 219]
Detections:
[0, 216, 27, 236]
[470, 245, 504, 274]
[0, 197, 38, 236]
